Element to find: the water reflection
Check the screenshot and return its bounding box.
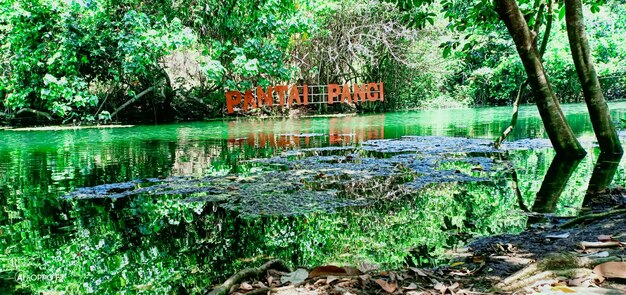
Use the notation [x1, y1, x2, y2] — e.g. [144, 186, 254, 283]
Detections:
[583, 153, 624, 209]
[586, 153, 623, 195]
[1, 102, 626, 294]
[527, 156, 582, 224]
[226, 115, 386, 148]
[531, 156, 582, 214]
[526, 152, 624, 225]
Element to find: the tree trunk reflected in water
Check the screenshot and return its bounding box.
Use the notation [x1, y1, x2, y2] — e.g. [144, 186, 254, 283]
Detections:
[583, 153, 623, 209]
[527, 152, 624, 226]
[528, 155, 582, 225]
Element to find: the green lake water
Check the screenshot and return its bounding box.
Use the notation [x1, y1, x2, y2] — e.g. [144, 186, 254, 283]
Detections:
[1, 102, 626, 294]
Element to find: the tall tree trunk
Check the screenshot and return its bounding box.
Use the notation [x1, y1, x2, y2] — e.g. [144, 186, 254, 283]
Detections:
[564, 0, 623, 155]
[494, 0, 586, 158]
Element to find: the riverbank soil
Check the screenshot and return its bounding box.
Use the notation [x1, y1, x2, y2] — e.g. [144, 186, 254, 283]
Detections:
[207, 189, 626, 295]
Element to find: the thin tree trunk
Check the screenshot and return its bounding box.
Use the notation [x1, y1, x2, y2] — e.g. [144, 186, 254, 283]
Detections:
[494, 0, 586, 158]
[495, 0, 554, 148]
[564, 0, 623, 155]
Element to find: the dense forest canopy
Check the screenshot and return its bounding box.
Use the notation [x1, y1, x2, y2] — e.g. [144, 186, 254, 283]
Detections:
[1, 0, 625, 125]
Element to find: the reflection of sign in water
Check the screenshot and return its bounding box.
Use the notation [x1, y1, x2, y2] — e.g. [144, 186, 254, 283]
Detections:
[227, 115, 385, 148]
[225, 83, 384, 113]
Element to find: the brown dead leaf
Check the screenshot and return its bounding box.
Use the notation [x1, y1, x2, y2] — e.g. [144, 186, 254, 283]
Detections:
[471, 255, 485, 264]
[326, 276, 338, 284]
[336, 279, 357, 288]
[358, 262, 379, 273]
[404, 283, 418, 290]
[551, 285, 576, 293]
[593, 262, 626, 279]
[254, 282, 267, 288]
[396, 272, 405, 281]
[343, 266, 361, 276]
[567, 276, 590, 287]
[374, 279, 397, 293]
[434, 282, 447, 295]
[239, 282, 253, 291]
[308, 265, 347, 278]
[409, 267, 428, 277]
[597, 235, 613, 242]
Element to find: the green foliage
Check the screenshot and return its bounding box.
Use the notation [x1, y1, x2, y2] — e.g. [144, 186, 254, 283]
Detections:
[0, 0, 193, 123]
[440, 0, 626, 105]
[1, 0, 626, 122]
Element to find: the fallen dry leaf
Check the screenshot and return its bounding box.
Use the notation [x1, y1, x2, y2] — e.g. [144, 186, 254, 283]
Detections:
[449, 282, 459, 291]
[327, 276, 338, 284]
[409, 267, 428, 277]
[551, 285, 576, 293]
[239, 282, 253, 291]
[358, 262, 380, 273]
[404, 283, 418, 290]
[308, 265, 348, 278]
[597, 235, 613, 242]
[374, 279, 397, 293]
[343, 266, 361, 276]
[281, 268, 309, 284]
[258, 282, 267, 288]
[450, 261, 465, 267]
[434, 282, 447, 295]
[593, 261, 626, 279]
[471, 255, 485, 264]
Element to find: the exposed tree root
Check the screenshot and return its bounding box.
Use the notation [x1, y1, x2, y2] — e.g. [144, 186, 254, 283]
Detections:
[496, 268, 594, 292]
[206, 259, 291, 295]
[561, 208, 626, 228]
[495, 254, 624, 292]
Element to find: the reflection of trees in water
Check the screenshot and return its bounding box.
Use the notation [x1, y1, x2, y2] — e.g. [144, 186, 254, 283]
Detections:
[2, 133, 625, 294]
[531, 156, 582, 213]
[525, 151, 623, 226]
[583, 153, 623, 209]
[527, 156, 581, 225]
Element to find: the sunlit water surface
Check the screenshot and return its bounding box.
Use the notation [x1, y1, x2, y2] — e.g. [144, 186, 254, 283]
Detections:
[1, 102, 626, 294]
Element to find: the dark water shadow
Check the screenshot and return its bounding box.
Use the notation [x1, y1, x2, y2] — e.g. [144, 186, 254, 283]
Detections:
[583, 153, 623, 210]
[527, 155, 582, 225]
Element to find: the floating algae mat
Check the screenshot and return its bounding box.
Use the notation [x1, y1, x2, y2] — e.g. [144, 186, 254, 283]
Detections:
[62, 136, 554, 217]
